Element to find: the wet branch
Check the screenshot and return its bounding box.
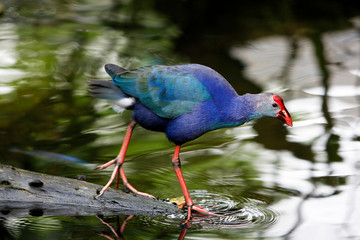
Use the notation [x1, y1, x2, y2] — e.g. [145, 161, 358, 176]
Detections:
[0, 164, 180, 217]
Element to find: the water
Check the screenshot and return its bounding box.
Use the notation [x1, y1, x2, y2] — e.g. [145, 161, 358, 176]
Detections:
[1, 1, 360, 239]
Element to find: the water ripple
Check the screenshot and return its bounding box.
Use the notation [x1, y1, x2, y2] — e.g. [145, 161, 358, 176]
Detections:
[156, 190, 279, 230]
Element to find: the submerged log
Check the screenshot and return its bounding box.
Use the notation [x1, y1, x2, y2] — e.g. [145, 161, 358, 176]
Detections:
[0, 164, 180, 217]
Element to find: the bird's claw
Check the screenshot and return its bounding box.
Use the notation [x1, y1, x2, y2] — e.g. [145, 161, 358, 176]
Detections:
[95, 189, 105, 198]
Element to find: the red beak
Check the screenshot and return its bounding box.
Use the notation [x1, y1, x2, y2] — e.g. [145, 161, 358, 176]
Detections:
[277, 108, 293, 126]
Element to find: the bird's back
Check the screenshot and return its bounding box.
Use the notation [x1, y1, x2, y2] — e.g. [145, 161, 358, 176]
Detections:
[109, 63, 238, 119]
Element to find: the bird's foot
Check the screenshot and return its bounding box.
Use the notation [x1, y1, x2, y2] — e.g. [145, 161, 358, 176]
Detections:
[178, 203, 220, 225]
[96, 180, 157, 199]
[95, 157, 157, 200]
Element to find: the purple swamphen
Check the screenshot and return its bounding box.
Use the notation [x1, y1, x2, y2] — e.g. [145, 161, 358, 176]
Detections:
[88, 63, 293, 223]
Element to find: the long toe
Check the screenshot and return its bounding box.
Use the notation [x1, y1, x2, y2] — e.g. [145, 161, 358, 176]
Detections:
[94, 158, 117, 170]
[134, 191, 157, 199]
[192, 205, 220, 216]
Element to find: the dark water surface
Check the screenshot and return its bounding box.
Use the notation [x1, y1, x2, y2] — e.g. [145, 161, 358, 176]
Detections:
[1, 1, 360, 239]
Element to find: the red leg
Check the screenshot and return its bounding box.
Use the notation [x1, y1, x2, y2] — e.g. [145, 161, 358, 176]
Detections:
[95, 120, 156, 199]
[172, 145, 219, 224]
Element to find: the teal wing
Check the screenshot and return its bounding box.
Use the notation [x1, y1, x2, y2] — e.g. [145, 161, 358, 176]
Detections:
[111, 65, 212, 118]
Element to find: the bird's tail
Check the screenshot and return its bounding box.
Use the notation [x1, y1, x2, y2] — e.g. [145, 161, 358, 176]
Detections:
[88, 79, 125, 100]
[104, 64, 128, 78]
[88, 79, 135, 113]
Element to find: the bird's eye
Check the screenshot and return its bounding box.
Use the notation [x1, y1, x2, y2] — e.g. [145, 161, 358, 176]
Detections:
[272, 103, 278, 108]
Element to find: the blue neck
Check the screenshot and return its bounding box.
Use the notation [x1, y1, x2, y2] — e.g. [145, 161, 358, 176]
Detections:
[205, 94, 263, 132]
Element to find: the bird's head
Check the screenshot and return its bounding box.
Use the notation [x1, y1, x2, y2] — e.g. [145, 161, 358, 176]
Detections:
[272, 95, 293, 126]
[254, 93, 293, 127]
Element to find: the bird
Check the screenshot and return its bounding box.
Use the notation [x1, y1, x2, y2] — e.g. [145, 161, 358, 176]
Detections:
[88, 63, 292, 223]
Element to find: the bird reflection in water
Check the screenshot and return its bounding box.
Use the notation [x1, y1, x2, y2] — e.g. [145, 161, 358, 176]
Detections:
[96, 215, 195, 240]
